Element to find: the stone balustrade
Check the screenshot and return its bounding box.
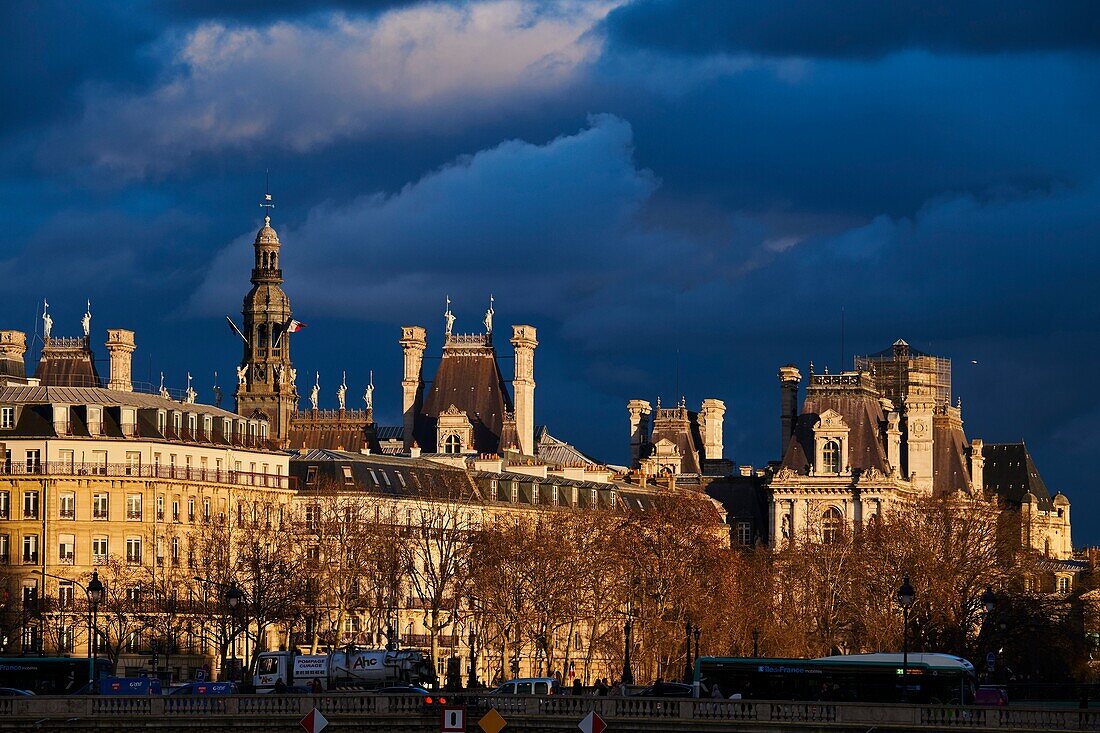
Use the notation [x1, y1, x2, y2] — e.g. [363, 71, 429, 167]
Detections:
[3, 694, 1100, 732]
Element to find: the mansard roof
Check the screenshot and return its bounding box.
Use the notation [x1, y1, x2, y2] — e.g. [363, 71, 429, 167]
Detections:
[983, 443, 1053, 510]
[286, 409, 383, 453]
[415, 334, 513, 454]
[932, 409, 973, 496]
[534, 425, 603, 467]
[292, 449, 480, 501]
[780, 373, 890, 474]
[33, 337, 101, 388]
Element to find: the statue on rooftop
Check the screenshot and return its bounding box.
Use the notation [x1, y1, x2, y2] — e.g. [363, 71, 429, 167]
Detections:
[42, 301, 53, 341]
[310, 372, 320, 411]
[236, 363, 247, 386]
[444, 295, 455, 338]
[484, 294, 494, 336]
[337, 371, 347, 411]
[364, 370, 374, 411]
[82, 300, 91, 338]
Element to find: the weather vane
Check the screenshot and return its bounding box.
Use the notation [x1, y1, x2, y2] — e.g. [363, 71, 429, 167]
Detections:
[259, 170, 275, 219]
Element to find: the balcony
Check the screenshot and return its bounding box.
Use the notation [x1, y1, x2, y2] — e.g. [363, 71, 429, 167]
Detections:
[22, 553, 38, 564]
[23, 509, 39, 520]
[59, 509, 75, 520]
[0, 461, 297, 490]
[58, 553, 74, 565]
[126, 511, 143, 521]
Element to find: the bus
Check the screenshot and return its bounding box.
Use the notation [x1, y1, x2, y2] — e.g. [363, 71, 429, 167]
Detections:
[0, 657, 114, 695]
[695, 653, 977, 705]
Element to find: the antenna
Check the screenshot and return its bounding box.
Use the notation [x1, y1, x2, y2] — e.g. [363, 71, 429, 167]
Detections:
[840, 306, 845, 371]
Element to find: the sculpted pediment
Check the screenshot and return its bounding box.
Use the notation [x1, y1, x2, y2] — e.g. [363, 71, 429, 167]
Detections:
[815, 409, 848, 431]
[653, 438, 681, 457]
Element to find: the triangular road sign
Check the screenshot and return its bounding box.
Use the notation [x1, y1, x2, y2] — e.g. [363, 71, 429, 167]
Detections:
[578, 711, 606, 733]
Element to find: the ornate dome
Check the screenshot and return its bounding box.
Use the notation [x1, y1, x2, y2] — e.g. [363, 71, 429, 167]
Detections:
[255, 216, 280, 246]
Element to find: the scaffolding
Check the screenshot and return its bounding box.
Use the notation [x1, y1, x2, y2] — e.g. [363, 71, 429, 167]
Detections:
[854, 339, 951, 407]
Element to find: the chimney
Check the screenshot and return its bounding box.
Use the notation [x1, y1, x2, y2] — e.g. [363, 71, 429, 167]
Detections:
[970, 438, 984, 494]
[510, 325, 538, 458]
[399, 326, 427, 450]
[779, 365, 801, 455]
[627, 400, 652, 466]
[699, 398, 726, 461]
[105, 329, 136, 392]
[0, 330, 27, 383]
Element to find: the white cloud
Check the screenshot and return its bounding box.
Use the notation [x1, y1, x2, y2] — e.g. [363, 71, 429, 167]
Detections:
[56, 0, 619, 178]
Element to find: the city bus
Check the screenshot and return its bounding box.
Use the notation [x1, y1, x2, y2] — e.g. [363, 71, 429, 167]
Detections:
[0, 657, 114, 695]
[695, 653, 977, 705]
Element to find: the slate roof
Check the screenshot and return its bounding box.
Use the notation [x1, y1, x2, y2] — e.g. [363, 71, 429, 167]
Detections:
[0, 385, 244, 419]
[286, 412, 383, 453]
[932, 412, 973, 496]
[781, 381, 890, 475]
[33, 338, 101, 388]
[415, 337, 513, 454]
[292, 449, 480, 501]
[534, 425, 603, 467]
[983, 443, 1053, 510]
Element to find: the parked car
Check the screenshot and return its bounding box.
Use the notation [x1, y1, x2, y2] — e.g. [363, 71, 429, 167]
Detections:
[0, 688, 34, 696]
[630, 681, 694, 698]
[374, 684, 449, 706]
[489, 678, 563, 696]
[169, 681, 239, 696]
[975, 686, 1009, 706]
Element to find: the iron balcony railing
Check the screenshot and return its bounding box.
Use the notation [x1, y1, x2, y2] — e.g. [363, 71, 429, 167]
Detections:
[0, 462, 296, 490]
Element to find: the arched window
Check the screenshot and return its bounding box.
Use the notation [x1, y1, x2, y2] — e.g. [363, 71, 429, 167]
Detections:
[257, 324, 268, 348]
[444, 434, 461, 454]
[822, 440, 840, 474]
[822, 507, 843, 545]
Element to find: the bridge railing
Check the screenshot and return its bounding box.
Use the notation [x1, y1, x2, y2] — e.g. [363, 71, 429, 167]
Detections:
[3, 694, 1100, 731]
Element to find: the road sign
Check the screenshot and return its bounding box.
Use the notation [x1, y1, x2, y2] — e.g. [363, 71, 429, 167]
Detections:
[300, 708, 329, 733]
[986, 652, 997, 668]
[478, 707, 507, 733]
[578, 711, 606, 733]
[442, 705, 467, 732]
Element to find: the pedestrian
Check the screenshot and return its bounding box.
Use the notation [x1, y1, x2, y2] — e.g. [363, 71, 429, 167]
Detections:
[273, 677, 287, 694]
[596, 678, 608, 696]
[310, 678, 323, 694]
[711, 683, 723, 699]
[572, 678, 583, 696]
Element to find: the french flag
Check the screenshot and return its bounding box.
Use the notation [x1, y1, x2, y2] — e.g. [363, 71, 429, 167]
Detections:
[286, 319, 307, 333]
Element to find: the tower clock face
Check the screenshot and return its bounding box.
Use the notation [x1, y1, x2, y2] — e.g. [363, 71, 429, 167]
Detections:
[912, 421, 926, 435]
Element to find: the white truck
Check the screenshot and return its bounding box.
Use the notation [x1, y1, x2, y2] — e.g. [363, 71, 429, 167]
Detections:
[253, 647, 437, 691]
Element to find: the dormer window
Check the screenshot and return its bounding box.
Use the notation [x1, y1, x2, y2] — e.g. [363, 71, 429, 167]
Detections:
[0, 406, 13, 430]
[203, 415, 212, 436]
[87, 406, 102, 435]
[172, 412, 182, 436]
[444, 434, 461, 454]
[222, 418, 231, 437]
[813, 409, 850, 475]
[187, 414, 196, 435]
[157, 411, 167, 435]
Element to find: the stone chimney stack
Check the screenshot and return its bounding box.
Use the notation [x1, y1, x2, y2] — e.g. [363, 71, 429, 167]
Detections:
[970, 438, 985, 494]
[399, 326, 427, 451]
[779, 365, 802, 455]
[510, 325, 538, 456]
[699, 398, 725, 460]
[0, 330, 28, 383]
[105, 329, 136, 392]
[628, 399, 652, 466]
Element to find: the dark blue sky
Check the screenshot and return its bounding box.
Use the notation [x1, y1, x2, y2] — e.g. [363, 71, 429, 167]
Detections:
[2, 1, 1098, 540]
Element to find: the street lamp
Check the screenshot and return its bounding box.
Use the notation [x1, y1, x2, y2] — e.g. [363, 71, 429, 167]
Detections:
[693, 625, 701, 666]
[752, 628, 760, 658]
[981, 586, 996, 681]
[622, 618, 634, 686]
[683, 622, 693, 684]
[39, 569, 105, 690]
[897, 574, 915, 702]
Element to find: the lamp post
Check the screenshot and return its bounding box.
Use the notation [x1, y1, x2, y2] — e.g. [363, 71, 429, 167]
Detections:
[225, 582, 243, 681]
[897, 574, 915, 702]
[752, 628, 759, 658]
[622, 618, 634, 686]
[981, 586, 996, 682]
[693, 625, 701, 667]
[40, 569, 104, 690]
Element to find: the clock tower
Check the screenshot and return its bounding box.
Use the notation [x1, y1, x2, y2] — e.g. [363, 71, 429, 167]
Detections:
[235, 204, 298, 443]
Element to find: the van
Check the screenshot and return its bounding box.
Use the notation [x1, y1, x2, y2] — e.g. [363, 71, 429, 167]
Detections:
[489, 677, 563, 696]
